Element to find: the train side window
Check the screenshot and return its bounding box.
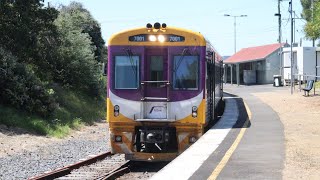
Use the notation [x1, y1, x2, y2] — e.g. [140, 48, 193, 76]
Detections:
[114, 56, 140, 89]
[173, 55, 199, 90]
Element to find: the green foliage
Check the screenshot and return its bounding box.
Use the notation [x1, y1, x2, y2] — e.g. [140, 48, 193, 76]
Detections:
[53, 2, 105, 96]
[0, 87, 105, 137]
[60, 2, 106, 63]
[301, 0, 320, 41]
[52, 85, 106, 125]
[301, 0, 314, 21]
[315, 81, 320, 89]
[0, 0, 59, 66]
[0, 1, 106, 136]
[0, 47, 56, 117]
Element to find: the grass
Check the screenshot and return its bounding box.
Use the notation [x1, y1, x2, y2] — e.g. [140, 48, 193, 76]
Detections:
[0, 87, 106, 138]
[314, 81, 320, 89]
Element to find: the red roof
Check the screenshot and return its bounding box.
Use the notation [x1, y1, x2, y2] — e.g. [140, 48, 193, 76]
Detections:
[224, 43, 283, 64]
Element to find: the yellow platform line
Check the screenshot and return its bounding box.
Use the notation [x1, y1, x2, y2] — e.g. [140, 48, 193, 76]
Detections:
[208, 101, 252, 180]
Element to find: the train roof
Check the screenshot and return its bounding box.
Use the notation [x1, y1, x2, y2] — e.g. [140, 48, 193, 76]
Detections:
[108, 26, 206, 46]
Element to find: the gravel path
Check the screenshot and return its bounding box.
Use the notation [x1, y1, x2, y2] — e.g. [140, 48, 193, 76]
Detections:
[0, 121, 110, 180]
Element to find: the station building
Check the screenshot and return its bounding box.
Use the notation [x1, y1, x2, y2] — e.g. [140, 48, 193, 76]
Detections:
[224, 43, 284, 85]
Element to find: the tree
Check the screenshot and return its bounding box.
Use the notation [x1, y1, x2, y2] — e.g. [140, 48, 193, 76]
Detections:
[301, 0, 314, 21]
[301, 1, 320, 40]
[0, 47, 56, 117]
[59, 2, 106, 63]
[54, 2, 102, 95]
[0, 0, 60, 116]
[0, 0, 59, 63]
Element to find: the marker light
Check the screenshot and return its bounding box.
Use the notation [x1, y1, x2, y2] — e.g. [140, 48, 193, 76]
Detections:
[192, 106, 198, 118]
[189, 136, 197, 143]
[154, 22, 161, 29]
[115, 135, 122, 142]
[149, 35, 157, 42]
[114, 105, 120, 117]
[146, 23, 152, 29]
[192, 106, 198, 112]
[158, 35, 165, 42]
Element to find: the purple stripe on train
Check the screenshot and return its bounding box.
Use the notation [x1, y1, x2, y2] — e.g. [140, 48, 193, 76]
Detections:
[107, 46, 206, 102]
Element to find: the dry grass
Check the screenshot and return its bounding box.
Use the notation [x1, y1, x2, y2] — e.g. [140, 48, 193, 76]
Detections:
[253, 88, 320, 180]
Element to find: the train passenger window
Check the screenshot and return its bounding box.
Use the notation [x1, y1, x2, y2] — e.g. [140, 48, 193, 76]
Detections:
[173, 56, 199, 90]
[114, 56, 139, 89]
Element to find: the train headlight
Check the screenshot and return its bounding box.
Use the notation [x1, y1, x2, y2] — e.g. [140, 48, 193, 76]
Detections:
[192, 112, 197, 118]
[158, 35, 165, 42]
[114, 105, 120, 117]
[149, 35, 157, 42]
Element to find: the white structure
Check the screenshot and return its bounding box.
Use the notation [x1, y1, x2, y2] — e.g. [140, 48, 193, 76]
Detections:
[282, 47, 320, 81]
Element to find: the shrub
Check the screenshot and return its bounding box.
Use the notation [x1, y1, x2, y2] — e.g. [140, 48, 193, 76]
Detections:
[0, 47, 57, 117]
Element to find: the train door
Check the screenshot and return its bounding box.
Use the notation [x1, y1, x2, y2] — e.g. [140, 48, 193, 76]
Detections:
[143, 48, 168, 119]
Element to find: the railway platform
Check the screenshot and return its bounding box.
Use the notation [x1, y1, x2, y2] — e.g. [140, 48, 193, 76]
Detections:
[151, 84, 284, 180]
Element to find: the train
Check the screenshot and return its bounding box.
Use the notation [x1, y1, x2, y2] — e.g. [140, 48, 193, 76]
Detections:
[107, 23, 223, 161]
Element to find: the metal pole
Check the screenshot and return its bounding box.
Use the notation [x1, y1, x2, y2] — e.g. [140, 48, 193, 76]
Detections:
[231, 64, 233, 85]
[312, 0, 315, 47]
[234, 16, 237, 54]
[278, 0, 281, 44]
[237, 63, 240, 86]
[290, 0, 293, 94]
[224, 14, 247, 54]
[299, 74, 301, 92]
[316, 51, 318, 81]
[277, 0, 283, 81]
[293, 12, 296, 43]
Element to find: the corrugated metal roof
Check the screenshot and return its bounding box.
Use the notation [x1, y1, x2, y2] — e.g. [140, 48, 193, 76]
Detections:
[224, 43, 283, 64]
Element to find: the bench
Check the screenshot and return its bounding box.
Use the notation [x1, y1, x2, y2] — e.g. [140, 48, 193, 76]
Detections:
[302, 80, 314, 96]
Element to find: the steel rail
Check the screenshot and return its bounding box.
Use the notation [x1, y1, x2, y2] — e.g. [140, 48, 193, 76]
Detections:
[96, 160, 131, 180]
[28, 151, 112, 180]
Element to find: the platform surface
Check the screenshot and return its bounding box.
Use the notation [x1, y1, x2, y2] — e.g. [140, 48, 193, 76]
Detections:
[151, 84, 284, 180]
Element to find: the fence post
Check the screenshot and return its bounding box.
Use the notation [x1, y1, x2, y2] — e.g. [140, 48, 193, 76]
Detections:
[314, 77, 316, 95]
[294, 74, 296, 90]
[299, 74, 301, 92]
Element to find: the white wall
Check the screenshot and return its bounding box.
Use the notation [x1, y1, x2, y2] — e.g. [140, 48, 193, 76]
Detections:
[315, 48, 320, 77]
[282, 47, 317, 80]
[282, 47, 298, 80]
[303, 47, 316, 76]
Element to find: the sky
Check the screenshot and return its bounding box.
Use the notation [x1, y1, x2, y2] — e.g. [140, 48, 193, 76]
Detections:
[46, 0, 312, 56]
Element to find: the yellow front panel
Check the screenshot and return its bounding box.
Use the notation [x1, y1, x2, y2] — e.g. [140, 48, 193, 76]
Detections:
[108, 26, 206, 46]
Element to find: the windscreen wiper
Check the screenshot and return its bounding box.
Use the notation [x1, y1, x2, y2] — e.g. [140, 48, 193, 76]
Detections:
[124, 48, 137, 78]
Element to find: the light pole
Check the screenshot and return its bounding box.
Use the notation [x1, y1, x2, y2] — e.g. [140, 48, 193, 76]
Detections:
[289, 0, 293, 94]
[224, 14, 247, 86]
[224, 14, 247, 54]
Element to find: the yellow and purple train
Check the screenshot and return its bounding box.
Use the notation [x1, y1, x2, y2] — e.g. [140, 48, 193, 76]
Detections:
[107, 23, 223, 161]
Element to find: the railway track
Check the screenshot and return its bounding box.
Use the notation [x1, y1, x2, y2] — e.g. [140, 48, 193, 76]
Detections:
[28, 152, 130, 180]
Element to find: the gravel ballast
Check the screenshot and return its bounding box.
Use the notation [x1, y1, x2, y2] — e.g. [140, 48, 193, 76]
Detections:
[0, 121, 110, 179]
